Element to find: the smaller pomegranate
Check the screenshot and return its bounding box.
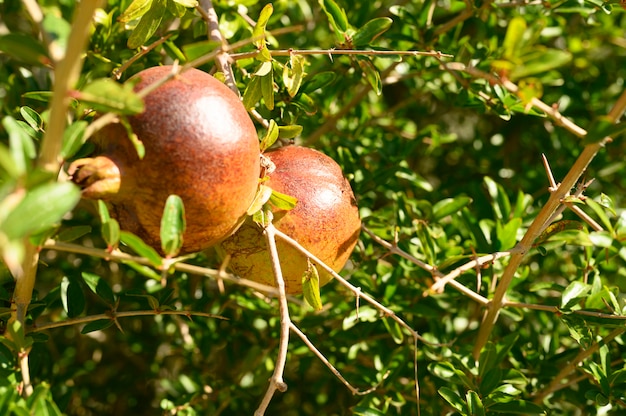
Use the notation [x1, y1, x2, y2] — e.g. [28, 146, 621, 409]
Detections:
[218, 145, 361, 294]
[70, 66, 261, 254]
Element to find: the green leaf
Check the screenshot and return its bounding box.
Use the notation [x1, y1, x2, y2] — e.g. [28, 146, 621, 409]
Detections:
[78, 78, 144, 115]
[242, 76, 263, 109]
[0, 182, 81, 240]
[61, 276, 85, 318]
[269, 189, 298, 211]
[246, 185, 274, 216]
[467, 390, 485, 416]
[127, 0, 166, 49]
[82, 272, 116, 306]
[61, 120, 88, 159]
[20, 106, 42, 130]
[382, 317, 404, 344]
[261, 68, 275, 110]
[302, 71, 336, 93]
[302, 260, 323, 311]
[502, 16, 527, 59]
[278, 124, 303, 140]
[120, 231, 163, 266]
[160, 194, 186, 258]
[487, 399, 546, 414]
[118, 0, 152, 22]
[260, 119, 279, 152]
[57, 225, 92, 243]
[3, 116, 36, 176]
[283, 55, 307, 97]
[534, 220, 584, 247]
[0, 33, 50, 66]
[583, 117, 626, 145]
[352, 17, 393, 47]
[432, 196, 472, 221]
[561, 281, 590, 309]
[511, 48, 572, 80]
[172, 0, 197, 7]
[484, 176, 511, 221]
[319, 0, 349, 39]
[182, 40, 221, 62]
[252, 4, 273, 49]
[356, 57, 382, 95]
[496, 217, 522, 251]
[81, 319, 114, 334]
[352, 406, 386, 416]
[438, 386, 466, 413]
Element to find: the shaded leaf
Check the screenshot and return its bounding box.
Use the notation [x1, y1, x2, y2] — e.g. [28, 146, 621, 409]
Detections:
[562, 281, 590, 309]
[120, 231, 163, 266]
[81, 319, 114, 334]
[61, 120, 88, 159]
[61, 276, 85, 318]
[432, 196, 472, 221]
[352, 17, 393, 47]
[82, 272, 116, 306]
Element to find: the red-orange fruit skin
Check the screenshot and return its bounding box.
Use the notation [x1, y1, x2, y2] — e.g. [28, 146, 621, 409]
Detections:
[219, 145, 361, 294]
[92, 66, 260, 254]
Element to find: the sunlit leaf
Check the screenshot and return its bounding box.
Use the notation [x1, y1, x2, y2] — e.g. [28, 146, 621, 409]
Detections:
[432, 196, 472, 221]
[302, 260, 323, 311]
[118, 0, 152, 23]
[352, 17, 393, 47]
[127, 0, 166, 49]
[78, 78, 144, 115]
[260, 119, 279, 152]
[562, 281, 591, 309]
[252, 4, 273, 49]
[160, 194, 186, 258]
[120, 231, 163, 266]
[269, 189, 298, 211]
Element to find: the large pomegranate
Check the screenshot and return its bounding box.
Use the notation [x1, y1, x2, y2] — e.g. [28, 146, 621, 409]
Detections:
[70, 66, 261, 254]
[218, 145, 361, 294]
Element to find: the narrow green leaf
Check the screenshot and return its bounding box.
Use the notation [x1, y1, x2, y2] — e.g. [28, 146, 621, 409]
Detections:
[432, 196, 472, 221]
[352, 406, 386, 416]
[61, 120, 88, 159]
[119, 116, 145, 159]
[242, 76, 263, 109]
[283, 55, 307, 97]
[102, 217, 120, 250]
[302, 260, 323, 311]
[160, 194, 186, 258]
[78, 78, 144, 115]
[497, 217, 522, 251]
[319, 0, 349, 38]
[57, 225, 92, 242]
[488, 399, 546, 414]
[81, 319, 114, 334]
[182, 40, 221, 61]
[356, 57, 382, 95]
[511, 48, 572, 80]
[260, 120, 279, 152]
[82, 272, 116, 306]
[252, 4, 273, 49]
[0, 182, 81, 240]
[118, 0, 153, 23]
[246, 184, 274, 215]
[534, 220, 584, 247]
[261, 69, 275, 110]
[269, 189, 298, 211]
[302, 71, 336, 94]
[484, 176, 511, 221]
[562, 281, 591, 309]
[20, 106, 42, 130]
[61, 276, 85, 318]
[120, 231, 163, 266]
[172, 0, 198, 7]
[382, 317, 404, 344]
[352, 17, 393, 47]
[127, 0, 166, 49]
[502, 16, 527, 59]
[466, 390, 485, 416]
[3, 116, 36, 176]
[438, 387, 466, 413]
[278, 124, 303, 140]
[0, 33, 50, 66]
[98, 200, 111, 223]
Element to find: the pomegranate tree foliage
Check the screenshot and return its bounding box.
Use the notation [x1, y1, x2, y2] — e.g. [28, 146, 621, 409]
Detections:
[1, 0, 626, 414]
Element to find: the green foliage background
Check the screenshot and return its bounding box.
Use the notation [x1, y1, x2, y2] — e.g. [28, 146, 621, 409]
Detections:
[1, 0, 626, 415]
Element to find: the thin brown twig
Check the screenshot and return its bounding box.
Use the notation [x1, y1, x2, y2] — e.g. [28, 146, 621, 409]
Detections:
[255, 221, 291, 416]
[472, 87, 626, 359]
[289, 322, 389, 395]
[197, 0, 239, 94]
